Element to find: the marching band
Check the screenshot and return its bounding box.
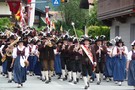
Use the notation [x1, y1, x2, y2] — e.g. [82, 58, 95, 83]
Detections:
[0, 27, 134, 89]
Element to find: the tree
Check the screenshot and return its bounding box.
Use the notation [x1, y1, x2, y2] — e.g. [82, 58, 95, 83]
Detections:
[87, 0, 102, 26]
[86, 0, 110, 40]
[58, 0, 88, 30]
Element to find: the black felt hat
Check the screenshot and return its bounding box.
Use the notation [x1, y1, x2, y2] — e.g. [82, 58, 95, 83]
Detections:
[9, 35, 15, 40]
[73, 39, 78, 44]
[95, 36, 103, 42]
[68, 37, 73, 42]
[18, 38, 24, 43]
[107, 42, 113, 47]
[83, 36, 91, 42]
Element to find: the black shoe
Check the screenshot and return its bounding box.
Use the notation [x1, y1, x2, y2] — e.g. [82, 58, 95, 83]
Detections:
[6, 75, 8, 78]
[58, 76, 61, 79]
[84, 86, 88, 89]
[21, 84, 23, 87]
[8, 80, 12, 83]
[77, 78, 79, 82]
[87, 82, 90, 87]
[42, 79, 46, 82]
[2, 74, 5, 76]
[69, 79, 73, 82]
[65, 75, 68, 80]
[63, 78, 67, 81]
[109, 78, 112, 81]
[45, 80, 50, 84]
[74, 81, 77, 84]
[49, 77, 51, 82]
[97, 81, 101, 85]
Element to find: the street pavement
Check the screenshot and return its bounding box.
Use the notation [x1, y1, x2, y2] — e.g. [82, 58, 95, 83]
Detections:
[0, 74, 134, 90]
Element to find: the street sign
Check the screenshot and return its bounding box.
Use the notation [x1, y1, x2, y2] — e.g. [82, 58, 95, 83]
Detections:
[52, 0, 60, 6]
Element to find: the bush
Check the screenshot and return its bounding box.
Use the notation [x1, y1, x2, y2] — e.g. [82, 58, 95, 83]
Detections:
[0, 17, 11, 31]
[87, 26, 110, 40]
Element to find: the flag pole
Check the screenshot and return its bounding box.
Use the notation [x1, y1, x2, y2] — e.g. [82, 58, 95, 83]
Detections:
[71, 22, 79, 43]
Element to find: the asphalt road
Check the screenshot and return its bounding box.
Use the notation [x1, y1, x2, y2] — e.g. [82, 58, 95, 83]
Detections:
[0, 75, 134, 90]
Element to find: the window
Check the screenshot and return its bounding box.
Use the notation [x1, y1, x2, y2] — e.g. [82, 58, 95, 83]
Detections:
[130, 24, 135, 43]
[115, 26, 119, 36]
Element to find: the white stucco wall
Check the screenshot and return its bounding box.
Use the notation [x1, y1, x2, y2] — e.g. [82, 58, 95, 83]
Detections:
[110, 17, 135, 50]
[0, 2, 11, 15]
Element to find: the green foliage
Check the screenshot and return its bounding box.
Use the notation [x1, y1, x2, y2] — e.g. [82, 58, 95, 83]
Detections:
[85, 0, 110, 40]
[87, 0, 103, 26]
[0, 17, 11, 31]
[56, 0, 110, 39]
[87, 26, 110, 40]
[76, 29, 84, 38]
[36, 26, 46, 32]
[58, 0, 88, 30]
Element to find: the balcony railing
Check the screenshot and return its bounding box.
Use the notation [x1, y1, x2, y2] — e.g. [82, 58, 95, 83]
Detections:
[98, 0, 135, 20]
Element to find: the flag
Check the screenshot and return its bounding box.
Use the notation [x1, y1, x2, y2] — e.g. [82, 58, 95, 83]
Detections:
[15, 3, 26, 28]
[15, 8, 21, 21]
[7, 1, 20, 14]
[60, 25, 63, 32]
[27, 0, 32, 4]
[45, 6, 50, 25]
[45, 12, 50, 25]
[15, 4, 23, 21]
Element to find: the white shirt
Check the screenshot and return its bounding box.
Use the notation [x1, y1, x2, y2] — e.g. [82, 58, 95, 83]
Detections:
[0, 45, 5, 52]
[127, 50, 135, 61]
[28, 45, 38, 55]
[12, 46, 29, 59]
[112, 46, 128, 57]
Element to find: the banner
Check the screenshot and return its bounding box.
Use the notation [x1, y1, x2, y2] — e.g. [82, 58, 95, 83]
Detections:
[7, 1, 21, 14]
[27, 0, 32, 4]
[45, 6, 50, 25]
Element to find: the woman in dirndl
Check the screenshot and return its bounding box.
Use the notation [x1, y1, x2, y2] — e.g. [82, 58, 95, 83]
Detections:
[112, 38, 128, 86]
[104, 41, 114, 82]
[54, 39, 62, 79]
[11, 38, 29, 88]
[127, 40, 135, 88]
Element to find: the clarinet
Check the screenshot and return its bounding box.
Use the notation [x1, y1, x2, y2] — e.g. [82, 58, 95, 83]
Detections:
[119, 47, 123, 60]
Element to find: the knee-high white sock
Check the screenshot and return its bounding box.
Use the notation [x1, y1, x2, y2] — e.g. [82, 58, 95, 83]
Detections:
[8, 72, 12, 80]
[62, 70, 65, 78]
[73, 72, 77, 82]
[96, 74, 100, 82]
[41, 71, 45, 80]
[77, 72, 81, 79]
[49, 71, 53, 77]
[83, 76, 88, 86]
[68, 71, 72, 80]
[45, 71, 49, 81]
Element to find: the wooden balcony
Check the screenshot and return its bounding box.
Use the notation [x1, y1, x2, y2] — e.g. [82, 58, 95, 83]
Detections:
[97, 0, 135, 20]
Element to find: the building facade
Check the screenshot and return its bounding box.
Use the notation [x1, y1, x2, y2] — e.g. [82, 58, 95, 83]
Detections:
[97, 0, 135, 49]
[0, 1, 11, 17]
